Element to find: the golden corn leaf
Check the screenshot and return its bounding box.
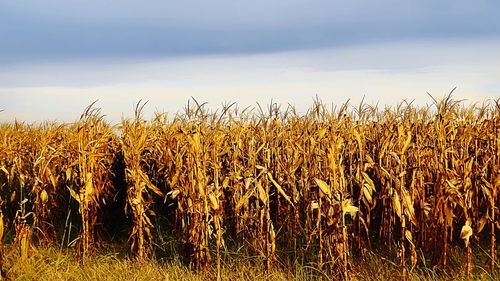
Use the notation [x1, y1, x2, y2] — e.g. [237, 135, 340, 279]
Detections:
[314, 178, 331, 198]
[268, 173, 293, 206]
[257, 181, 267, 204]
[167, 189, 181, 199]
[139, 170, 164, 196]
[401, 131, 412, 154]
[197, 182, 206, 198]
[65, 167, 72, 181]
[235, 189, 254, 211]
[362, 172, 375, 191]
[0, 166, 8, 176]
[68, 187, 81, 203]
[353, 129, 362, 150]
[405, 230, 413, 244]
[410, 246, 417, 271]
[40, 189, 48, 204]
[209, 193, 219, 210]
[480, 184, 493, 204]
[310, 201, 319, 211]
[393, 191, 402, 218]
[256, 143, 266, 155]
[255, 165, 266, 170]
[309, 136, 316, 149]
[460, 222, 473, 244]
[191, 132, 201, 152]
[48, 170, 57, 189]
[477, 213, 489, 233]
[10, 191, 16, 203]
[445, 207, 454, 227]
[402, 189, 417, 225]
[337, 137, 344, 149]
[222, 177, 230, 188]
[143, 213, 154, 228]
[169, 170, 180, 187]
[390, 152, 401, 164]
[84, 172, 94, 197]
[318, 128, 328, 140]
[131, 198, 140, 206]
[362, 185, 372, 204]
[144, 227, 152, 241]
[270, 224, 276, 253]
[0, 213, 3, 242]
[423, 201, 431, 218]
[342, 199, 359, 217]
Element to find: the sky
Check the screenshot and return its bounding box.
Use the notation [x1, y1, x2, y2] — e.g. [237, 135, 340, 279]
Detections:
[1, 1, 499, 122]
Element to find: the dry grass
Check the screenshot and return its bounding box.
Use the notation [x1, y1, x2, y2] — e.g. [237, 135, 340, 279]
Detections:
[1, 245, 497, 281]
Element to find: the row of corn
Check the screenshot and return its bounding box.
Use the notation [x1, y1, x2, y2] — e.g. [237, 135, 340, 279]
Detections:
[0, 97, 498, 279]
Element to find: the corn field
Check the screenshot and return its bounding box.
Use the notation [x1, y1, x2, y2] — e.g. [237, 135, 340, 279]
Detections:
[0, 96, 498, 279]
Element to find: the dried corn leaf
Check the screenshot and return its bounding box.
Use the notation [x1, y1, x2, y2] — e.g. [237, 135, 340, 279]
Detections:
[268, 173, 293, 206]
[314, 178, 331, 198]
[342, 199, 359, 217]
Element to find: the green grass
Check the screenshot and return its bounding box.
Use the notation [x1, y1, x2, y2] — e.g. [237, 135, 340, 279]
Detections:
[1, 244, 497, 281]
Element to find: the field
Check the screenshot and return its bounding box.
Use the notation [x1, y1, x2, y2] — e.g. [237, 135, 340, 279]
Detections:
[0, 96, 498, 280]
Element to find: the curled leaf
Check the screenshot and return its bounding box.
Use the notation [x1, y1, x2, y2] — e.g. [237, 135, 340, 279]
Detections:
[209, 193, 219, 210]
[256, 181, 267, 204]
[342, 199, 359, 217]
[314, 178, 331, 198]
[268, 173, 293, 206]
[460, 221, 473, 246]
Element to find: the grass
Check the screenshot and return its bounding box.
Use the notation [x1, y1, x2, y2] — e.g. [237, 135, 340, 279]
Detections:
[1, 244, 497, 281]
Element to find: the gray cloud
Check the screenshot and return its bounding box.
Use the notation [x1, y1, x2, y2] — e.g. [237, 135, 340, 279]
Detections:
[1, 1, 499, 63]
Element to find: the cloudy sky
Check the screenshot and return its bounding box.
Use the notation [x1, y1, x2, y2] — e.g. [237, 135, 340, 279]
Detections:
[1, 1, 499, 122]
